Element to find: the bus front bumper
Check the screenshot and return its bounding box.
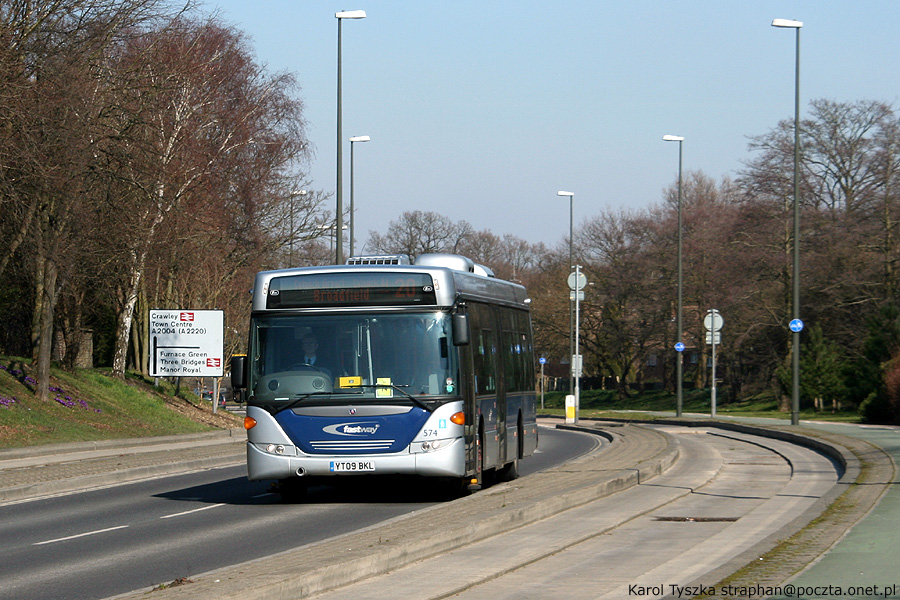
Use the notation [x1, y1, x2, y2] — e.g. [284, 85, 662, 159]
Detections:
[246, 439, 466, 481]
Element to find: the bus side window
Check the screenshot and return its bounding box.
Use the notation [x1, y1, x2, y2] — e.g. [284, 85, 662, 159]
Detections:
[476, 328, 496, 393]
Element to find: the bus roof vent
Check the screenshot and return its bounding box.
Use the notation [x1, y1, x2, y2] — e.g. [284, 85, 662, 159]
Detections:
[415, 253, 475, 273]
[346, 254, 411, 265]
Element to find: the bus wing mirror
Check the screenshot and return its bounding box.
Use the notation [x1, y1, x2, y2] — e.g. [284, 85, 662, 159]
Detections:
[230, 354, 247, 389]
[452, 314, 469, 346]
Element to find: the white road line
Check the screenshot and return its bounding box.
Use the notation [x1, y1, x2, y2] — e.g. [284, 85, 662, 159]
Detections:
[160, 503, 226, 519]
[34, 525, 129, 546]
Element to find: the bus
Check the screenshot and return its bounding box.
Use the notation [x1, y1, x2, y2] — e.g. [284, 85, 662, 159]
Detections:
[230, 253, 538, 496]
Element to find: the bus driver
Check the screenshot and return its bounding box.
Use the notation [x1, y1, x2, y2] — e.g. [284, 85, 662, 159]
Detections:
[293, 335, 333, 378]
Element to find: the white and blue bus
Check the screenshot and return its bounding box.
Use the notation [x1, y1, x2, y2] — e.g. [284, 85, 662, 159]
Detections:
[231, 253, 538, 496]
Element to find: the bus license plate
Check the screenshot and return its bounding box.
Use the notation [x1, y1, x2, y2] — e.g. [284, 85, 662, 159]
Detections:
[330, 461, 375, 472]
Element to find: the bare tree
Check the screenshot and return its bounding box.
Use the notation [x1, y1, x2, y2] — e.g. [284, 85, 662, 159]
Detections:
[366, 210, 473, 260]
[0, 0, 181, 399]
[92, 18, 311, 376]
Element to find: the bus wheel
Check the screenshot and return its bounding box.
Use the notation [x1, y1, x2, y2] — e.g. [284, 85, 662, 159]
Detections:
[497, 458, 519, 482]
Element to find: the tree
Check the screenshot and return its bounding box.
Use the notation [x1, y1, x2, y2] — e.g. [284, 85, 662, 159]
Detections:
[95, 18, 312, 376]
[366, 211, 473, 260]
[796, 324, 847, 412]
[852, 304, 900, 422]
[739, 100, 900, 408]
[0, 0, 180, 399]
[578, 209, 670, 397]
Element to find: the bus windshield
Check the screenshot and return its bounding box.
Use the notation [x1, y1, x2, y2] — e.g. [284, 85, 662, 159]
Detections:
[248, 312, 459, 410]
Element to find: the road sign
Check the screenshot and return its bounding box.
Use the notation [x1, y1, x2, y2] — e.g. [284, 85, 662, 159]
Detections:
[706, 331, 721, 345]
[704, 310, 724, 331]
[539, 357, 547, 365]
[571, 354, 583, 377]
[149, 309, 224, 377]
[789, 319, 804, 333]
[567, 271, 587, 291]
[674, 342, 685, 352]
[569, 290, 585, 301]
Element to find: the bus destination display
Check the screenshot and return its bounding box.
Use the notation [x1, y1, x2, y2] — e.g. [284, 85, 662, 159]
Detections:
[267, 272, 437, 308]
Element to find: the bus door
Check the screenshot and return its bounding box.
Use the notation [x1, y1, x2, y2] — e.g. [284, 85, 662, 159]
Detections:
[492, 306, 509, 467]
[470, 302, 498, 472]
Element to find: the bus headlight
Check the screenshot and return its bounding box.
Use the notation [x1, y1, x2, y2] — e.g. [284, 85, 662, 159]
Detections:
[265, 444, 286, 454]
[420, 439, 449, 452]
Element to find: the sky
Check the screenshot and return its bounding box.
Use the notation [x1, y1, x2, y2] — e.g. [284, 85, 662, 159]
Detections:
[196, 1, 900, 251]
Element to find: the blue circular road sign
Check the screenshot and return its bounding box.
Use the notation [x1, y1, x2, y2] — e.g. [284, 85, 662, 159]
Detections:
[674, 342, 685, 352]
[789, 319, 804, 333]
[539, 357, 547, 365]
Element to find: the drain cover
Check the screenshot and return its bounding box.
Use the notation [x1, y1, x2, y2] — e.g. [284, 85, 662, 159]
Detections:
[653, 516, 740, 522]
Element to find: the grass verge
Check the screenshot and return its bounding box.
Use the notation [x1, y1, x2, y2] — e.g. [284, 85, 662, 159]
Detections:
[537, 388, 862, 423]
[0, 355, 241, 449]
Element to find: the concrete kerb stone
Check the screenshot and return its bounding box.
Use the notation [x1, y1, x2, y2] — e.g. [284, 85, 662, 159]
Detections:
[0, 428, 244, 461]
[0, 452, 245, 503]
[109, 422, 679, 600]
[0, 429, 245, 503]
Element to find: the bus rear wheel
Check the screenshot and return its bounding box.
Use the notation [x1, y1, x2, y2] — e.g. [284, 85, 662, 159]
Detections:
[496, 458, 519, 482]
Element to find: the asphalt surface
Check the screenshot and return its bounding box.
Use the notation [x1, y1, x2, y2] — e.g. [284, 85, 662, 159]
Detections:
[1, 415, 897, 600]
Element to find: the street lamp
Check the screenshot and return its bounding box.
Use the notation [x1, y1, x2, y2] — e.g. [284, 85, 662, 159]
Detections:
[335, 9, 366, 265]
[772, 17, 803, 426]
[557, 190, 575, 396]
[349, 135, 370, 258]
[663, 134, 684, 418]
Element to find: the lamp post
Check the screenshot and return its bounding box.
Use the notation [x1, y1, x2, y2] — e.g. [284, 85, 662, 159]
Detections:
[558, 190, 575, 395]
[348, 135, 370, 258]
[335, 9, 366, 265]
[663, 134, 684, 417]
[772, 17, 803, 426]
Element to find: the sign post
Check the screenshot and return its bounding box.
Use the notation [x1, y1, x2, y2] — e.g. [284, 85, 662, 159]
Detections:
[703, 309, 723, 417]
[149, 310, 224, 411]
[539, 357, 547, 410]
[568, 266, 587, 423]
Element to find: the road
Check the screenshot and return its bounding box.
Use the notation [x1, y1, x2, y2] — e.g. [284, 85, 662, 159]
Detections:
[0, 425, 598, 600]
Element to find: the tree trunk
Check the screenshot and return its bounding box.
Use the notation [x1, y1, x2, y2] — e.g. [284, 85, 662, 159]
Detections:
[31, 254, 46, 361]
[112, 258, 143, 377]
[35, 257, 59, 402]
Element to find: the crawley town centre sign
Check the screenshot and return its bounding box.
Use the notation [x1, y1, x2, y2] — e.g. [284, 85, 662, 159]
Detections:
[149, 309, 224, 378]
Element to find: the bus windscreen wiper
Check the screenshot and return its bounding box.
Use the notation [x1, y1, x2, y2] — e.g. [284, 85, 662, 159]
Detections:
[339, 384, 435, 413]
[277, 391, 335, 414]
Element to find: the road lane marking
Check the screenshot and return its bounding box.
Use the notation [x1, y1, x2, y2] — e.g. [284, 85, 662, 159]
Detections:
[34, 525, 129, 545]
[160, 503, 226, 519]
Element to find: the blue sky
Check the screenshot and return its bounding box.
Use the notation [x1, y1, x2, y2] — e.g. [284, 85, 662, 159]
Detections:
[198, 1, 900, 249]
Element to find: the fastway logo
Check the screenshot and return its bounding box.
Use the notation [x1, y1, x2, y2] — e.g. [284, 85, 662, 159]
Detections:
[323, 423, 381, 436]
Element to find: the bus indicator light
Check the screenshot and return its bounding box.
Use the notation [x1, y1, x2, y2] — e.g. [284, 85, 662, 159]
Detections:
[244, 416, 257, 430]
[450, 412, 465, 426]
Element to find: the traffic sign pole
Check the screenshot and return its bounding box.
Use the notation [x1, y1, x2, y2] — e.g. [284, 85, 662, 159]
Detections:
[704, 309, 723, 418]
[567, 266, 588, 423]
[539, 357, 546, 410]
